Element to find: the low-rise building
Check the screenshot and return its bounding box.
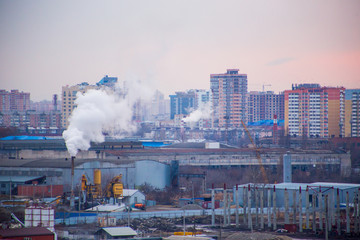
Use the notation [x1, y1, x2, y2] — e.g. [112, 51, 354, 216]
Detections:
[95, 227, 137, 239]
[122, 189, 146, 206]
[0, 227, 55, 240]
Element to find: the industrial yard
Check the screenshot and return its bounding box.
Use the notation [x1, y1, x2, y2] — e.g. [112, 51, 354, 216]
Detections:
[0, 138, 359, 239]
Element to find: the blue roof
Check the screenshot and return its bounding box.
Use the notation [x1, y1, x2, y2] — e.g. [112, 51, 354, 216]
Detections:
[0, 135, 52, 140]
[96, 75, 118, 86]
[345, 89, 360, 100]
[141, 142, 171, 148]
[248, 119, 284, 127]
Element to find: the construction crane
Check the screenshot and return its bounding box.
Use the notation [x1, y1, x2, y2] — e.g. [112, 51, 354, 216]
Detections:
[241, 120, 269, 184]
[262, 84, 271, 92]
[80, 170, 124, 206]
[103, 174, 124, 199]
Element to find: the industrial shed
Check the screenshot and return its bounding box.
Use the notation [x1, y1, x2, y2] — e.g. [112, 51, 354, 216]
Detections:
[135, 160, 171, 189]
[0, 175, 46, 195]
[95, 227, 137, 239]
[122, 189, 146, 206]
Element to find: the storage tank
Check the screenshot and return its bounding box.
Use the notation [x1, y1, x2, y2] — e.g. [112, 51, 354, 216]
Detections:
[94, 169, 101, 185]
[113, 183, 123, 198]
[25, 206, 54, 231]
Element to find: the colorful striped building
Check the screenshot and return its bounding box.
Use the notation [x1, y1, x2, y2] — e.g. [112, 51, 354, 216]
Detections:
[284, 84, 345, 138]
[210, 69, 247, 128]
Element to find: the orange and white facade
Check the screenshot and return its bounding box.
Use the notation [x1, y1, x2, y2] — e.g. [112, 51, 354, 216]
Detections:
[284, 84, 345, 138]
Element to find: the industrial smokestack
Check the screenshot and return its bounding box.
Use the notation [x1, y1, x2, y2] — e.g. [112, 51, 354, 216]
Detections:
[70, 156, 75, 209]
[53, 94, 58, 111]
[283, 153, 292, 183]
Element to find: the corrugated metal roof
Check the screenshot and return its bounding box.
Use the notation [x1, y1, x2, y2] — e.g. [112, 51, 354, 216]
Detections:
[0, 175, 43, 183]
[235, 182, 360, 191]
[311, 182, 360, 190]
[274, 182, 310, 190]
[123, 189, 139, 197]
[0, 227, 54, 237]
[101, 227, 137, 236]
[85, 203, 126, 212]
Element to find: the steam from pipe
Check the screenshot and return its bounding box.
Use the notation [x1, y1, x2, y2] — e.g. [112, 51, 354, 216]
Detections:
[63, 81, 153, 156]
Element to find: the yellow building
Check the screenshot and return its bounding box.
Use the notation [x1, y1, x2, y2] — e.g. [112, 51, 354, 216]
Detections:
[61, 76, 118, 128]
[284, 84, 345, 138]
[61, 82, 98, 128]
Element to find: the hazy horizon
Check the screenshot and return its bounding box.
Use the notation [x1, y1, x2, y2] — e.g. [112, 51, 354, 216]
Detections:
[1, 0, 359, 101]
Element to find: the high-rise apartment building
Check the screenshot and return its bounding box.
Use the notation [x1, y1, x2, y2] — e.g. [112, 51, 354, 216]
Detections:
[344, 89, 360, 137]
[146, 90, 170, 121]
[169, 91, 195, 119]
[0, 89, 30, 112]
[284, 84, 345, 138]
[247, 91, 284, 123]
[194, 89, 211, 109]
[62, 76, 119, 128]
[210, 69, 247, 128]
[62, 82, 95, 128]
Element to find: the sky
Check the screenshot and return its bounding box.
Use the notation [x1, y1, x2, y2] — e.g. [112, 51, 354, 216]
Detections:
[0, 0, 359, 101]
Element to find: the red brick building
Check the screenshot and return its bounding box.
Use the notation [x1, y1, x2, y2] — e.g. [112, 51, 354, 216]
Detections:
[17, 185, 63, 198]
[0, 227, 54, 240]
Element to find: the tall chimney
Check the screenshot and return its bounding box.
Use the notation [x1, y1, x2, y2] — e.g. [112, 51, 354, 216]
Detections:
[70, 156, 75, 209]
[53, 94, 58, 111]
[283, 153, 292, 183]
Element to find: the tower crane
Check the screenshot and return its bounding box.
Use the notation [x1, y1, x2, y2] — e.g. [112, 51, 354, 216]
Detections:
[262, 84, 271, 92]
[241, 120, 269, 184]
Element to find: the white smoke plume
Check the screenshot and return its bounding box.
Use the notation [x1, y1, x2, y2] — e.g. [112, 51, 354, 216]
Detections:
[62, 81, 153, 156]
[182, 102, 212, 126]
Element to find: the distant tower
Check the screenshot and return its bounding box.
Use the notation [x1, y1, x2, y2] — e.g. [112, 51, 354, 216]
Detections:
[283, 153, 292, 183]
[273, 114, 278, 145]
[53, 94, 58, 111]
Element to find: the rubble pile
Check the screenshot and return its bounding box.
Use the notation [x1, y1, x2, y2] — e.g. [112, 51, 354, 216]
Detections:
[180, 204, 204, 210]
[225, 232, 292, 240]
[173, 215, 211, 225]
[118, 217, 181, 233]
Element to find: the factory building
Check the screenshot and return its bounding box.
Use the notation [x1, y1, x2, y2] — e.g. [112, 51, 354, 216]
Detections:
[0, 175, 46, 195]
